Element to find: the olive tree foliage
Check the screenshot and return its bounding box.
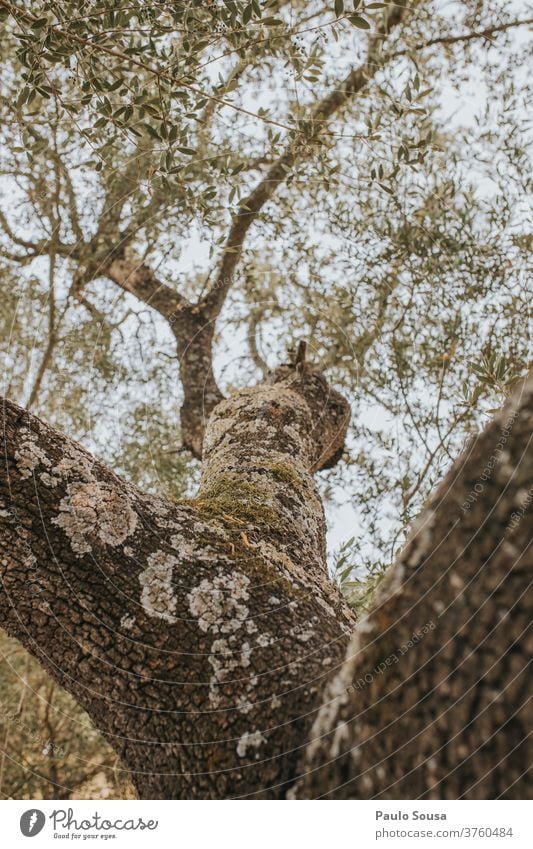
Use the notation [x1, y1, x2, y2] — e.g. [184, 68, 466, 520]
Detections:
[0, 0, 531, 797]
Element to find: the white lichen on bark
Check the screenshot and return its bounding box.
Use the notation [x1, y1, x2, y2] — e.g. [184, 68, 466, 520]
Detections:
[236, 729, 267, 759]
[139, 551, 180, 623]
[53, 481, 138, 555]
[188, 569, 255, 707]
[187, 570, 250, 635]
[15, 432, 51, 479]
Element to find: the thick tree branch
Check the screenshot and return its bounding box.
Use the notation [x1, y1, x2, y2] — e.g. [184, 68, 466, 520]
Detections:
[103, 257, 187, 318]
[0, 366, 353, 798]
[117, 4, 412, 456]
[95, 2, 413, 457]
[101, 257, 222, 457]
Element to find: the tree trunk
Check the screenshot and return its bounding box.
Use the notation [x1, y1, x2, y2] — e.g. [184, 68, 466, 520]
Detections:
[1, 373, 531, 799]
[0, 366, 354, 799]
[291, 381, 533, 800]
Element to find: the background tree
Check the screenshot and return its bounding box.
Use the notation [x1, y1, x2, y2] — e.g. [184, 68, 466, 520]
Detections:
[0, 0, 531, 799]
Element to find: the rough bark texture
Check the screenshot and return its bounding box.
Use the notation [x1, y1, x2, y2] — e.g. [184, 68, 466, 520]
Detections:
[0, 367, 354, 799]
[291, 379, 533, 800]
[1, 371, 531, 800]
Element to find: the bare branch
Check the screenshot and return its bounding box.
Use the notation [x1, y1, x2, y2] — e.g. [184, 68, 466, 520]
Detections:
[247, 310, 269, 378]
[104, 258, 187, 318]
[26, 250, 58, 410]
[0, 210, 38, 250]
[392, 15, 533, 59]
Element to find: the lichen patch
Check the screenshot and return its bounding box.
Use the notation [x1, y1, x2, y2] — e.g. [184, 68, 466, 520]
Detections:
[187, 569, 264, 707]
[169, 536, 196, 559]
[236, 729, 267, 759]
[187, 570, 250, 635]
[52, 442, 96, 483]
[15, 434, 51, 479]
[53, 482, 138, 555]
[139, 551, 179, 623]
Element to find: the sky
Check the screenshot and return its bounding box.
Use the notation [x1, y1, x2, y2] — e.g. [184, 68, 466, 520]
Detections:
[1, 0, 531, 571]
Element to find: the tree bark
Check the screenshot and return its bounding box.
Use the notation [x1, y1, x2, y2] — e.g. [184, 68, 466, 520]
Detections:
[291, 380, 533, 800]
[1, 374, 531, 799]
[0, 366, 354, 799]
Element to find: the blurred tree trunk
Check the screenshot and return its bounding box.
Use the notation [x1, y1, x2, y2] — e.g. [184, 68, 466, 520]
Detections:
[0, 374, 531, 799]
[291, 381, 533, 800]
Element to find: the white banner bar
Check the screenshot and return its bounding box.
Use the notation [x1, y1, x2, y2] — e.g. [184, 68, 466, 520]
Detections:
[1, 799, 531, 848]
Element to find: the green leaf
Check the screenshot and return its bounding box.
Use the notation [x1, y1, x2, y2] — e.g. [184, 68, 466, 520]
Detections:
[107, 78, 123, 92]
[143, 123, 161, 139]
[334, 0, 344, 17]
[16, 87, 29, 107]
[339, 564, 353, 582]
[348, 15, 370, 28]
